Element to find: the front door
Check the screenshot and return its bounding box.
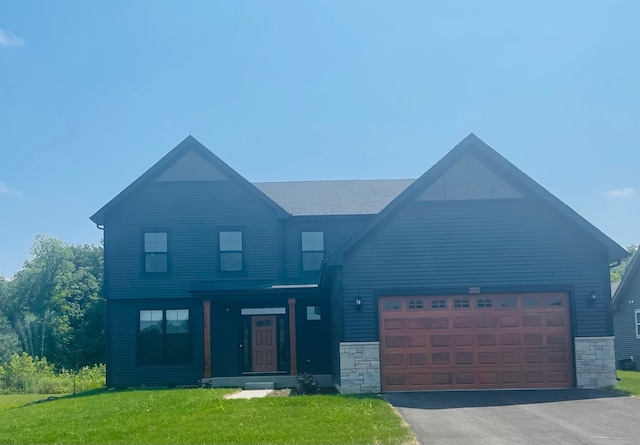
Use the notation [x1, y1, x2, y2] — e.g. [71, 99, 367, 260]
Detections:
[252, 315, 277, 372]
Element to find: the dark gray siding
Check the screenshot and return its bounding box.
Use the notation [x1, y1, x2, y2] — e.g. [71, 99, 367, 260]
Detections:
[613, 274, 640, 363]
[104, 181, 281, 299]
[211, 302, 240, 377]
[106, 298, 203, 387]
[281, 216, 369, 282]
[295, 298, 331, 374]
[342, 198, 612, 341]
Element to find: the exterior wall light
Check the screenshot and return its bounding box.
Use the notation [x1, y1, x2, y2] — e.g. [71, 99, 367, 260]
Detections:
[589, 292, 596, 303]
[355, 297, 362, 310]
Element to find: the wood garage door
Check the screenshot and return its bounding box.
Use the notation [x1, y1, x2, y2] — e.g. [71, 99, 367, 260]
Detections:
[379, 293, 573, 391]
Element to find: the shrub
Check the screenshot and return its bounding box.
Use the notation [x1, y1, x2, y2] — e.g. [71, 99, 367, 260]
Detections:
[0, 353, 105, 394]
[296, 372, 319, 394]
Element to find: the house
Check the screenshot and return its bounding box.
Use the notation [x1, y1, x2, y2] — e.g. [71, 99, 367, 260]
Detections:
[90, 134, 628, 393]
[612, 251, 640, 369]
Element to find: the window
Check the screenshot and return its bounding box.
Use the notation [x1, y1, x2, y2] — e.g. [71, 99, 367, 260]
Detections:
[635, 309, 640, 339]
[139, 309, 190, 364]
[219, 231, 243, 271]
[301, 232, 324, 271]
[408, 300, 424, 310]
[144, 232, 167, 273]
[431, 299, 447, 309]
[454, 299, 470, 309]
[477, 299, 493, 308]
[306, 306, 321, 320]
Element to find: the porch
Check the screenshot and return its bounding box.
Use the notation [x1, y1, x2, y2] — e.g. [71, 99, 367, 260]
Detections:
[193, 283, 331, 387]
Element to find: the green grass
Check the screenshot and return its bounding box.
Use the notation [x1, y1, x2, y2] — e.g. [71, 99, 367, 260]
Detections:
[0, 394, 67, 411]
[616, 370, 640, 396]
[0, 388, 414, 444]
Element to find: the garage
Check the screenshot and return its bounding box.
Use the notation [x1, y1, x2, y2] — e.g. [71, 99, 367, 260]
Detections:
[379, 293, 574, 391]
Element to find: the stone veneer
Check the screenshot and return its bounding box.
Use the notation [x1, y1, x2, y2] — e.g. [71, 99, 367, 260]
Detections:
[338, 342, 381, 394]
[574, 336, 616, 389]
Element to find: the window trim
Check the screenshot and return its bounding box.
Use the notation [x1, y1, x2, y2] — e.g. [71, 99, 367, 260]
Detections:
[217, 229, 245, 273]
[635, 309, 640, 340]
[138, 308, 191, 365]
[142, 230, 170, 276]
[301, 231, 325, 272]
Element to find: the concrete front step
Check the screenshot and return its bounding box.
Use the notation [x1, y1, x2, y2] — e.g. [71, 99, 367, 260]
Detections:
[244, 381, 275, 390]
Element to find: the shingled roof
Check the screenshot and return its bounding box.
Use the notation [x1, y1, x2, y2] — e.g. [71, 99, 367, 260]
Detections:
[254, 179, 415, 216]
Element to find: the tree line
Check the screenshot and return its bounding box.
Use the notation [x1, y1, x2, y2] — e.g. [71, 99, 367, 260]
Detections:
[0, 235, 104, 369]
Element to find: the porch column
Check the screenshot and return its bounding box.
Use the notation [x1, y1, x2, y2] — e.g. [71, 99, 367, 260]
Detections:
[288, 298, 297, 375]
[203, 300, 211, 378]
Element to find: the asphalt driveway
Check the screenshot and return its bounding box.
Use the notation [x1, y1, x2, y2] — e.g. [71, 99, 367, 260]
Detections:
[384, 389, 640, 445]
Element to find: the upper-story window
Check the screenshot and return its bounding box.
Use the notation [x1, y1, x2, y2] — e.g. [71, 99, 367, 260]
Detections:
[219, 231, 243, 272]
[301, 231, 324, 271]
[144, 232, 168, 273]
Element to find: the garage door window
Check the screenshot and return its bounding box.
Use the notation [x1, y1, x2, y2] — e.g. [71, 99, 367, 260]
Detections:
[408, 300, 424, 310]
[431, 299, 447, 309]
[499, 297, 516, 308]
[477, 298, 493, 308]
[384, 300, 401, 311]
[523, 297, 541, 307]
[454, 299, 470, 309]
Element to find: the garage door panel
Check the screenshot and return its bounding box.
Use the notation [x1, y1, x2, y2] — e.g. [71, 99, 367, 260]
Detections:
[431, 335, 451, 347]
[477, 315, 497, 328]
[384, 318, 404, 330]
[385, 336, 405, 348]
[477, 334, 497, 346]
[453, 335, 474, 346]
[430, 318, 449, 329]
[500, 315, 519, 327]
[379, 293, 573, 391]
[409, 353, 427, 366]
[432, 352, 451, 365]
[407, 335, 426, 347]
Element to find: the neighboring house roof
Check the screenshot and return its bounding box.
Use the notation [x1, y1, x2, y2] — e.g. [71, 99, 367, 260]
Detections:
[90, 136, 289, 224]
[612, 251, 640, 308]
[328, 133, 629, 265]
[254, 179, 415, 216]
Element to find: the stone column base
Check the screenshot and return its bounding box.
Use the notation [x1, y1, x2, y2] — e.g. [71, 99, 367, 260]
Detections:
[339, 342, 381, 394]
[575, 336, 616, 389]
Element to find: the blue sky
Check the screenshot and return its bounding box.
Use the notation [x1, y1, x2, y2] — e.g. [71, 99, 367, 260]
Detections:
[0, 1, 638, 277]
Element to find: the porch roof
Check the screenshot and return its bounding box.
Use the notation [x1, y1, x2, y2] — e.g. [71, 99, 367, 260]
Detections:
[188, 280, 321, 298]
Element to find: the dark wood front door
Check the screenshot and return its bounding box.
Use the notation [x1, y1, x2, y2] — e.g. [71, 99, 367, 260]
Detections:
[252, 315, 277, 372]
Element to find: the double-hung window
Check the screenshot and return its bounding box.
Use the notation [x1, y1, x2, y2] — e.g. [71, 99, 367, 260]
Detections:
[301, 231, 324, 271]
[139, 309, 190, 364]
[635, 309, 640, 339]
[219, 231, 243, 272]
[144, 232, 168, 273]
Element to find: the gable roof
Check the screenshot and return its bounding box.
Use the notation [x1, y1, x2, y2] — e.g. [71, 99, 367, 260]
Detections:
[254, 179, 415, 216]
[90, 136, 289, 225]
[328, 133, 629, 265]
[612, 251, 640, 308]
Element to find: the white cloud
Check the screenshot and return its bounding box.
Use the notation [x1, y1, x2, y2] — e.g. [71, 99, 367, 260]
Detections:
[602, 187, 637, 199]
[0, 27, 25, 47]
[0, 181, 22, 196]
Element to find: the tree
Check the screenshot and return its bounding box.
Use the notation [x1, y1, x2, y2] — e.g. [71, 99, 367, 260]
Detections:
[611, 244, 638, 283]
[2, 235, 104, 369]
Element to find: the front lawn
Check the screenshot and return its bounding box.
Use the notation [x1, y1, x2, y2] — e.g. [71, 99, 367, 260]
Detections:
[0, 388, 415, 444]
[616, 370, 640, 396]
[0, 394, 65, 411]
